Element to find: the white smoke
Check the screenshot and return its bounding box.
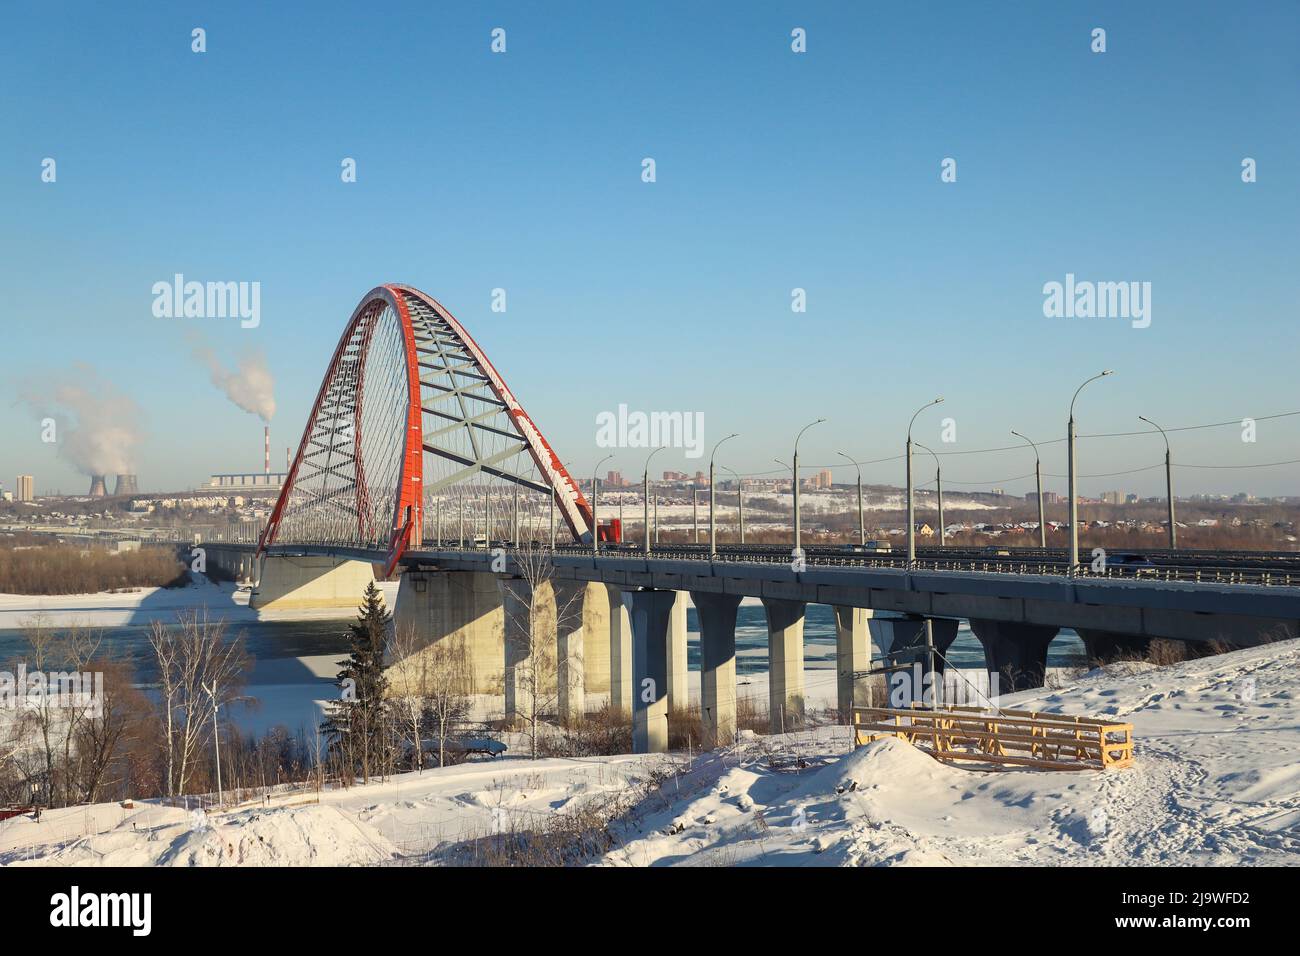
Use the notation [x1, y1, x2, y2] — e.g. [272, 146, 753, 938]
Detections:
[17, 365, 145, 477]
[190, 337, 276, 422]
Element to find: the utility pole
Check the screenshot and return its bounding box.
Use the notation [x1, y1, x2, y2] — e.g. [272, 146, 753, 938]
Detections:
[709, 434, 739, 559]
[204, 681, 223, 806]
[792, 418, 826, 556]
[837, 452, 865, 546]
[722, 466, 744, 544]
[1068, 371, 1114, 570]
[1012, 430, 1047, 548]
[907, 399, 944, 566]
[1139, 416, 1177, 549]
[916, 442, 944, 546]
[643, 446, 666, 554]
[593, 454, 613, 552]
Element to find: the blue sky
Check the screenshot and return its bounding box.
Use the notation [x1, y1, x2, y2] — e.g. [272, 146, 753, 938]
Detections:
[2, 1, 1298, 498]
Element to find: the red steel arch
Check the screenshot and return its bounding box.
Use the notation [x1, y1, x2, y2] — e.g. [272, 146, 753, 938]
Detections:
[258, 284, 593, 574]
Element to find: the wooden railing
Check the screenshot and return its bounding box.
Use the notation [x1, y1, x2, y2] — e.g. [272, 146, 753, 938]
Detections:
[852, 705, 1134, 771]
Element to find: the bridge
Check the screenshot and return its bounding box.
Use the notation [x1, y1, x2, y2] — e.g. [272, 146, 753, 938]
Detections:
[200, 283, 1300, 754]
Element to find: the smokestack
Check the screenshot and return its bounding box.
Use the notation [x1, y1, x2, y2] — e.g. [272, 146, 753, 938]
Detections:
[113, 474, 139, 496]
[264, 425, 270, 475]
[88, 475, 108, 497]
[286, 447, 290, 471]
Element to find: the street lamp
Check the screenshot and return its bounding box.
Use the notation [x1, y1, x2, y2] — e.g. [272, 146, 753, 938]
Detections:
[1067, 371, 1114, 569]
[1012, 430, 1047, 548]
[709, 434, 739, 559]
[915, 442, 944, 546]
[593, 453, 613, 552]
[204, 681, 223, 806]
[642, 446, 667, 554]
[907, 398, 944, 564]
[721, 465, 744, 544]
[837, 452, 866, 547]
[791, 418, 826, 554]
[1139, 416, 1176, 549]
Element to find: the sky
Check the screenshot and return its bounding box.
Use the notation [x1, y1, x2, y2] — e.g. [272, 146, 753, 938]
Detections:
[2, 1, 1298, 500]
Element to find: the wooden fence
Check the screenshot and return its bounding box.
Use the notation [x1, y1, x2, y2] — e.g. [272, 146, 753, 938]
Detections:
[852, 704, 1134, 771]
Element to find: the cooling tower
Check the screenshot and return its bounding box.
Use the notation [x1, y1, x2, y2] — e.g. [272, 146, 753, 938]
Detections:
[88, 475, 108, 497]
[114, 474, 139, 496]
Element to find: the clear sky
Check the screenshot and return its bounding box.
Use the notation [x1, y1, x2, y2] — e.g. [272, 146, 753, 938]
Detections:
[2, 1, 1298, 499]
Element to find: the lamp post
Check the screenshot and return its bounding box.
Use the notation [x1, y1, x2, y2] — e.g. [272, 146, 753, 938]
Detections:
[709, 434, 739, 559]
[1068, 371, 1114, 569]
[907, 398, 944, 565]
[204, 681, 223, 806]
[837, 452, 865, 546]
[593, 454, 613, 552]
[721, 465, 744, 544]
[643, 447, 666, 554]
[1139, 415, 1177, 550]
[791, 418, 826, 555]
[1012, 430, 1047, 548]
[915, 442, 944, 546]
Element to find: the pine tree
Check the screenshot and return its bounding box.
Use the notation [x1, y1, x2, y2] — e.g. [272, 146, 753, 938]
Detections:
[321, 582, 391, 784]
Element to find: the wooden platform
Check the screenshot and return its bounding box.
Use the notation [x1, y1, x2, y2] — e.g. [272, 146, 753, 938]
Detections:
[852, 704, 1134, 771]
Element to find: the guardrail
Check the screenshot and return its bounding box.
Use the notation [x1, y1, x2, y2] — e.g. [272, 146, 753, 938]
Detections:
[852, 705, 1135, 771]
[409, 540, 1300, 587]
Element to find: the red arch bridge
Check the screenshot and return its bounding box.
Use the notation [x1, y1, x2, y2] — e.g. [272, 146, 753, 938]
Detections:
[208, 284, 1300, 753]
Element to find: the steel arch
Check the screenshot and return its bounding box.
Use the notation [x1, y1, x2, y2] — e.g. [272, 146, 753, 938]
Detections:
[257, 284, 593, 574]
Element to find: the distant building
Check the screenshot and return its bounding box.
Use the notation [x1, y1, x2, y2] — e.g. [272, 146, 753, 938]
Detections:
[606, 470, 624, 487]
[662, 470, 687, 482]
[1101, 490, 1123, 505]
[207, 472, 287, 492]
[16, 475, 34, 502]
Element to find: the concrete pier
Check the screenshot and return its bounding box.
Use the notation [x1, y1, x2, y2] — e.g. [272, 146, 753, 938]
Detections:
[833, 606, 875, 718]
[625, 589, 676, 753]
[499, 576, 557, 724]
[692, 591, 742, 747]
[552, 580, 587, 726]
[250, 554, 376, 611]
[762, 597, 806, 733]
[608, 586, 633, 716]
[968, 618, 1060, 692]
[667, 591, 690, 712]
[393, 570, 506, 694]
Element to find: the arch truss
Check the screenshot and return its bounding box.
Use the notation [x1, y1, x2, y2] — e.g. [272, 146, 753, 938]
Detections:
[257, 284, 592, 573]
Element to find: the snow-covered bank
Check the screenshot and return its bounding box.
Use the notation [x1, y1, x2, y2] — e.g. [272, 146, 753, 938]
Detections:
[3, 638, 1297, 866]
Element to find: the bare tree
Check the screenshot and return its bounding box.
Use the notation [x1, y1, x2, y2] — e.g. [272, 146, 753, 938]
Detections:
[147, 611, 248, 798]
[500, 544, 582, 759]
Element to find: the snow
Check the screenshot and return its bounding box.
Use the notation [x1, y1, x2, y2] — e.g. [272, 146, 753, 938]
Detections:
[2, 638, 1298, 866]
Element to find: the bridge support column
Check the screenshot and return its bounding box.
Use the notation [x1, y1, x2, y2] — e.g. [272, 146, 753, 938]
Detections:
[499, 576, 557, 725]
[250, 555, 377, 612]
[393, 570, 505, 695]
[833, 606, 875, 720]
[625, 589, 676, 753]
[968, 619, 1059, 692]
[869, 616, 958, 705]
[762, 598, 806, 733]
[692, 592, 741, 748]
[581, 584, 611, 695]
[553, 581, 586, 726]
[1075, 628, 1152, 665]
[608, 586, 633, 716]
[667, 591, 690, 712]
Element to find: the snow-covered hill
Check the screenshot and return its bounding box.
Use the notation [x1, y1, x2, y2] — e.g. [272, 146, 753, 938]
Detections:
[3, 639, 1297, 867]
